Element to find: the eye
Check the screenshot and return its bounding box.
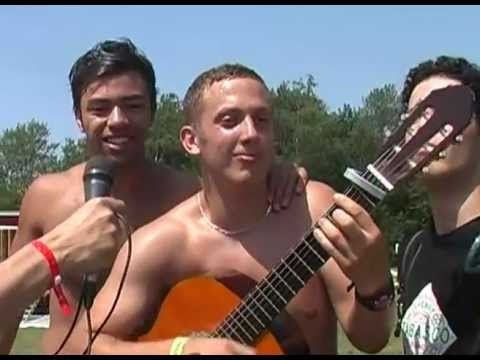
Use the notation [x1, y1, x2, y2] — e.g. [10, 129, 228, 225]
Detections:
[255, 112, 272, 126]
[89, 106, 109, 115]
[126, 102, 145, 111]
[221, 116, 238, 128]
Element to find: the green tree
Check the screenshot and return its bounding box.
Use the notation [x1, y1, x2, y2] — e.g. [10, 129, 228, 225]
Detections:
[0, 182, 17, 210]
[0, 119, 59, 205]
[58, 137, 88, 170]
[0, 78, 431, 262]
[272, 75, 330, 164]
[351, 84, 429, 263]
[145, 93, 197, 173]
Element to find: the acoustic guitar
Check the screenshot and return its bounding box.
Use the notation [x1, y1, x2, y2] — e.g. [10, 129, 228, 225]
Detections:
[139, 85, 475, 354]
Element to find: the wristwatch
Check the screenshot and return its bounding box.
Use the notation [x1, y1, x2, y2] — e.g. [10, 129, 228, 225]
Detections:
[354, 273, 395, 312]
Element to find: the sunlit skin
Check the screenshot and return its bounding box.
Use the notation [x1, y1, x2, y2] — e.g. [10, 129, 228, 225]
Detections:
[76, 71, 152, 167]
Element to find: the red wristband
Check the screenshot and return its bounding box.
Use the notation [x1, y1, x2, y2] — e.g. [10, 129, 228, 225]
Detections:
[32, 239, 72, 316]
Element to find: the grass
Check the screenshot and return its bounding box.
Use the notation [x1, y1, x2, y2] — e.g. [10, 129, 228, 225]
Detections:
[11, 326, 403, 355]
[10, 329, 44, 355]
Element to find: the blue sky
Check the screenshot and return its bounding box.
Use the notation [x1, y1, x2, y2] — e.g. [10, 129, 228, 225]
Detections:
[1, 5, 478, 144]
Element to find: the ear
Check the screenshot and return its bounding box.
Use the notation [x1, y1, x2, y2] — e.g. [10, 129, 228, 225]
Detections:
[180, 124, 200, 155]
[75, 112, 86, 133]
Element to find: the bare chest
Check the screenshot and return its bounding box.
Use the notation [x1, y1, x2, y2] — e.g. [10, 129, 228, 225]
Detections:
[184, 230, 332, 353]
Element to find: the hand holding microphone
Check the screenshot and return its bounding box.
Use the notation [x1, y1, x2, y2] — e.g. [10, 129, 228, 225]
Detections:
[82, 156, 121, 309]
[45, 196, 127, 276]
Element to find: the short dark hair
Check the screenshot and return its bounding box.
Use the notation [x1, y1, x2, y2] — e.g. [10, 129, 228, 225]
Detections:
[183, 63, 268, 125]
[69, 37, 157, 117]
[400, 55, 480, 121]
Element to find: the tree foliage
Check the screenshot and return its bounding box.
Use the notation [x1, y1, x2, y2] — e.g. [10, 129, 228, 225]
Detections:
[0, 77, 430, 264]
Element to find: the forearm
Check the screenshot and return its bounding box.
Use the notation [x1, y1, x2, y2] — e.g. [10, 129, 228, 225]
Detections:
[343, 299, 395, 353]
[0, 244, 50, 312]
[0, 243, 51, 354]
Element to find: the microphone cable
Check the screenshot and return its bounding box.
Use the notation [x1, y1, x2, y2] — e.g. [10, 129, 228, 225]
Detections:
[83, 212, 132, 355]
[52, 212, 132, 355]
[53, 281, 87, 354]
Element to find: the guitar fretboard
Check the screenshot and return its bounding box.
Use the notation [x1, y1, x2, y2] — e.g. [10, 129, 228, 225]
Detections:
[211, 183, 379, 345]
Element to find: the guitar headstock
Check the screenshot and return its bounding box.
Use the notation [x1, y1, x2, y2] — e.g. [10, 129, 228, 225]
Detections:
[372, 85, 475, 188]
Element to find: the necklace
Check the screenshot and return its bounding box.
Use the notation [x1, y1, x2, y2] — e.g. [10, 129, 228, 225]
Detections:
[197, 192, 272, 236]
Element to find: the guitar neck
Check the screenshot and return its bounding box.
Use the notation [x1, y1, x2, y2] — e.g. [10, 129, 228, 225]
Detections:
[212, 183, 380, 345]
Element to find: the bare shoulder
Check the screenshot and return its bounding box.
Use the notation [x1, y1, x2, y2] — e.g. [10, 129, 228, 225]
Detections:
[128, 204, 194, 285]
[305, 180, 335, 197]
[304, 180, 336, 218]
[12, 164, 85, 251]
[24, 165, 82, 198]
[134, 212, 189, 254]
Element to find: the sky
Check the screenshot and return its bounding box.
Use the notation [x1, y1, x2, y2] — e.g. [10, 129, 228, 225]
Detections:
[1, 5, 479, 144]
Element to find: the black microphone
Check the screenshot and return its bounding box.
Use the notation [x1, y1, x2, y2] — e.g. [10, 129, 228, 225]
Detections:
[82, 155, 116, 309]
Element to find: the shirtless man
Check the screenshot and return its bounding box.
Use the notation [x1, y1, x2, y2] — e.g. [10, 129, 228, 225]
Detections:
[68, 63, 396, 355]
[7, 39, 307, 354]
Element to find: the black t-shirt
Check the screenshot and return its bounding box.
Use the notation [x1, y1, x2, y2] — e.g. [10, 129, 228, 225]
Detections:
[397, 216, 480, 355]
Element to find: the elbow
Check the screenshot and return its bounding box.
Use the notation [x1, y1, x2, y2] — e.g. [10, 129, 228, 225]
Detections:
[346, 319, 393, 354]
[357, 334, 390, 354]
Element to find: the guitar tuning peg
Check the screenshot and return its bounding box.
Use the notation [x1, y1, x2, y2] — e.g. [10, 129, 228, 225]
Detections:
[441, 124, 453, 135]
[454, 134, 464, 144]
[438, 151, 447, 159]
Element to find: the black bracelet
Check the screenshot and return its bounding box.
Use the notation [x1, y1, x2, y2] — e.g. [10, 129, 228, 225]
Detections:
[353, 273, 395, 312]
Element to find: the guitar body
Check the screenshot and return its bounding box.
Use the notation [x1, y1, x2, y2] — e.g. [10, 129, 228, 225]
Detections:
[139, 276, 284, 355]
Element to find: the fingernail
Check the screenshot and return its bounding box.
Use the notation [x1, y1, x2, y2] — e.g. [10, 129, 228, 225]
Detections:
[313, 228, 326, 245]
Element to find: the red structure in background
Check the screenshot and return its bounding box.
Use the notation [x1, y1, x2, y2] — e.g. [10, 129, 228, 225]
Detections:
[0, 211, 19, 226]
[0, 211, 19, 261]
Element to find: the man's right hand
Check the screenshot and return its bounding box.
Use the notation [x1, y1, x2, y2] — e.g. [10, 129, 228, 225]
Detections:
[41, 197, 127, 275]
[182, 337, 256, 355]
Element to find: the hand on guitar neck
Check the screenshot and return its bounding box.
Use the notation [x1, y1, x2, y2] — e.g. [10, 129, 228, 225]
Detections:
[313, 193, 391, 296]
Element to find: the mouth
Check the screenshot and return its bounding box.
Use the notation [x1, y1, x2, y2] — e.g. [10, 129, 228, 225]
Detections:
[103, 136, 131, 150]
[234, 153, 258, 161]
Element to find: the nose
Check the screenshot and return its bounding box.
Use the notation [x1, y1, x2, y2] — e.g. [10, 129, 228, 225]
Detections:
[240, 116, 259, 142]
[108, 106, 129, 127]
